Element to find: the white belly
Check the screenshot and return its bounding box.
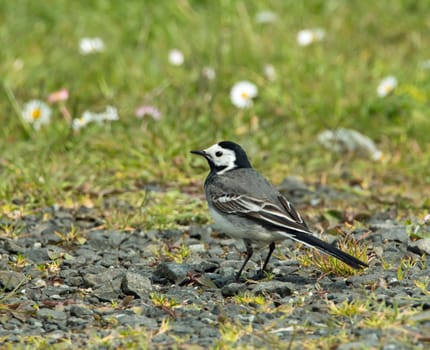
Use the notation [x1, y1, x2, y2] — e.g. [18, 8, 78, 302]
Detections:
[208, 207, 287, 243]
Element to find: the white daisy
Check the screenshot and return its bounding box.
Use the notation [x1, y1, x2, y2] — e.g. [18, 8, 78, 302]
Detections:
[230, 81, 258, 109]
[72, 112, 93, 131]
[377, 76, 397, 97]
[79, 37, 105, 55]
[90, 106, 119, 123]
[255, 10, 278, 24]
[263, 64, 276, 81]
[297, 28, 325, 46]
[22, 100, 52, 130]
[168, 49, 184, 66]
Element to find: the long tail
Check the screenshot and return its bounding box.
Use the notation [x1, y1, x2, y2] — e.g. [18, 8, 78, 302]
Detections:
[287, 231, 368, 269]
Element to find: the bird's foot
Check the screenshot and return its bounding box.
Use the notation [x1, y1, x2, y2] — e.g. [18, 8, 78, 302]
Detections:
[249, 270, 268, 281]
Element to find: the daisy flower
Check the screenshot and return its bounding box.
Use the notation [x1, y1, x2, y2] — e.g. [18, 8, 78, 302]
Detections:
[263, 64, 276, 81]
[377, 76, 397, 97]
[22, 100, 52, 130]
[135, 105, 162, 120]
[168, 49, 184, 66]
[230, 81, 258, 109]
[79, 37, 105, 55]
[297, 28, 325, 46]
[90, 106, 119, 123]
[72, 112, 93, 131]
[255, 10, 278, 24]
[48, 88, 69, 103]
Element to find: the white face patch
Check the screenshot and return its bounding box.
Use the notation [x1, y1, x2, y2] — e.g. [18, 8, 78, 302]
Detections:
[204, 144, 237, 174]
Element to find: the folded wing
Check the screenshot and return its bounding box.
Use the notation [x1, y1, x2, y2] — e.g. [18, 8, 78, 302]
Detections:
[212, 193, 368, 269]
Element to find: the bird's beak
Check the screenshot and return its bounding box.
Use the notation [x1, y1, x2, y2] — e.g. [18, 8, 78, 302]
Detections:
[190, 149, 207, 157]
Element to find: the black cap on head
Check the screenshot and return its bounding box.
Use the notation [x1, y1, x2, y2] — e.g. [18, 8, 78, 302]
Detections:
[218, 141, 252, 169]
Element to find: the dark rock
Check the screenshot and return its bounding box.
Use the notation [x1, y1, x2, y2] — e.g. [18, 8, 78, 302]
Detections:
[93, 280, 123, 302]
[121, 272, 152, 298]
[221, 282, 247, 297]
[24, 248, 50, 263]
[32, 221, 58, 236]
[37, 308, 68, 321]
[370, 222, 409, 244]
[91, 268, 125, 286]
[114, 312, 158, 328]
[74, 247, 100, 262]
[108, 231, 128, 247]
[99, 253, 119, 267]
[278, 176, 311, 202]
[252, 281, 294, 297]
[194, 260, 219, 273]
[2, 239, 25, 254]
[83, 268, 125, 301]
[408, 238, 430, 255]
[69, 305, 93, 318]
[153, 262, 193, 284]
[0, 271, 26, 291]
[87, 231, 111, 250]
[159, 229, 183, 240]
[66, 316, 89, 329]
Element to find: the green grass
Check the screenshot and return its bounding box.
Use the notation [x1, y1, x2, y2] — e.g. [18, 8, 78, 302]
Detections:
[1, 0, 430, 348]
[1, 0, 429, 213]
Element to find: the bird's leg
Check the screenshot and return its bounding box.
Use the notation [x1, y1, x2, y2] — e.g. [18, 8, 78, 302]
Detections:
[261, 242, 276, 273]
[236, 239, 253, 281]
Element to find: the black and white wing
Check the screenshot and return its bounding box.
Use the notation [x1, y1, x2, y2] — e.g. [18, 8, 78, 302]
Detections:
[212, 193, 368, 269]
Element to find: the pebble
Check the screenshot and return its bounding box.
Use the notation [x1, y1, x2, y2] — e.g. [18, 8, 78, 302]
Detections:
[0, 271, 26, 290]
[121, 272, 152, 298]
[252, 281, 294, 297]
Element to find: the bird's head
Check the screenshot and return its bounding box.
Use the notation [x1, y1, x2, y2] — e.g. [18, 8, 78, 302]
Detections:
[191, 141, 252, 175]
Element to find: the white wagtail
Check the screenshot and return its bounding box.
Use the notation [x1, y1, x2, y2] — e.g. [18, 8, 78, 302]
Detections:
[191, 141, 368, 280]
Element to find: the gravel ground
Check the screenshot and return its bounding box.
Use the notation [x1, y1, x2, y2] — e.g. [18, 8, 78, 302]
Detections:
[1, 181, 430, 349]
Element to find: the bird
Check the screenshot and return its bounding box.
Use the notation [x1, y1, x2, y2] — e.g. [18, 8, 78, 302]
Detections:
[191, 141, 368, 280]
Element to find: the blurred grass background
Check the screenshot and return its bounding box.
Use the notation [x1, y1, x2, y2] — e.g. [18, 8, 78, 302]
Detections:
[0, 0, 429, 221]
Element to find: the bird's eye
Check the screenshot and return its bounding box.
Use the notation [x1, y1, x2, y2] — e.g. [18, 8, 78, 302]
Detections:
[215, 151, 223, 157]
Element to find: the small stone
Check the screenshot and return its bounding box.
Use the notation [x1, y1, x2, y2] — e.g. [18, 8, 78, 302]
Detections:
[189, 244, 206, 253]
[408, 238, 430, 255]
[278, 176, 310, 202]
[37, 308, 67, 321]
[115, 312, 158, 328]
[83, 268, 125, 301]
[25, 248, 50, 263]
[32, 278, 47, 289]
[93, 280, 123, 302]
[83, 268, 125, 287]
[153, 262, 193, 284]
[252, 281, 294, 297]
[370, 222, 409, 244]
[108, 231, 128, 247]
[411, 310, 430, 322]
[3, 240, 25, 254]
[121, 272, 152, 298]
[221, 282, 247, 297]
[0, 271, 26, 291]
[69, 305, 93, 318]
[66, 316, 88, 329]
